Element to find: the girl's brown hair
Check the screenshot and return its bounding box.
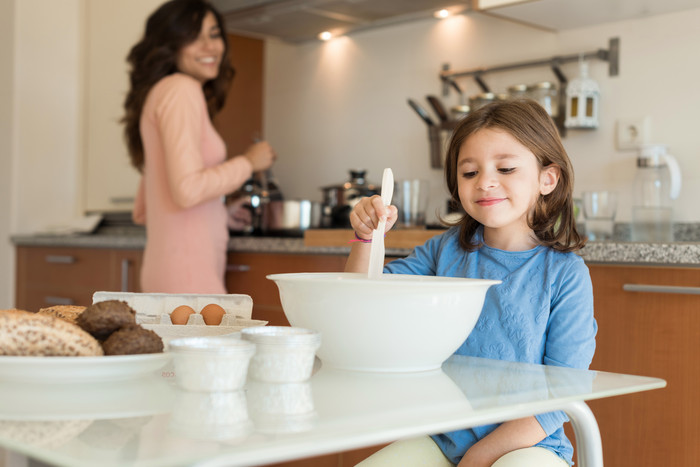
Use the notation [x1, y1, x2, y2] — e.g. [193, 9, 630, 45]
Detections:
[122, 0, 234, 172]
[444, 99, 585, 252]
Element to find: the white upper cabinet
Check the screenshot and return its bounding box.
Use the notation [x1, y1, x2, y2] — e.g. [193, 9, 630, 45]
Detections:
[474, 0, 700, 30]
[83, 0, 162, 213]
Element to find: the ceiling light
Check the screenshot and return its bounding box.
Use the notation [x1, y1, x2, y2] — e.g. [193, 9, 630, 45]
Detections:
[318, 31, 333, 41]
[434, 9, 450, 19]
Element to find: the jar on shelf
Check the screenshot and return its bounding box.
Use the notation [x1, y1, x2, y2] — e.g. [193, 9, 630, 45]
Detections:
[507, 84, 529, 99]
[469, 92, 496, 111]
[528, 81, 558, 116]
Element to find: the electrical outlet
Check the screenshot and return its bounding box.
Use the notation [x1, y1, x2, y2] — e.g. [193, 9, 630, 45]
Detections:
[616, 117, 650, 150]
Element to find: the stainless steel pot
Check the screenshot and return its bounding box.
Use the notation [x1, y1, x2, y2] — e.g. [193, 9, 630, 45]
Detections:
[261, 200, 321, 234]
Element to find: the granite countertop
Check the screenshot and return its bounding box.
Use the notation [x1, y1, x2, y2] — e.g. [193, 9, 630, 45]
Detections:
[10, 224, 700, 266]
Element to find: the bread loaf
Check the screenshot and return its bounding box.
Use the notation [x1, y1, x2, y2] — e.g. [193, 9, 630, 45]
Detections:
[37, 305, 86, 325]
[0, 309, 103, 356]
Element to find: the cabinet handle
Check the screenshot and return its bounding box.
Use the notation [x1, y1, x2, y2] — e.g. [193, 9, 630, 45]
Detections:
[226, 264, 251, 272]
[44, 296, 75, 305]
[109, 196, 134, 204]
[45, 255, 76, 264]
[121, 259, 130, 292]
[622, 284, 700, 295]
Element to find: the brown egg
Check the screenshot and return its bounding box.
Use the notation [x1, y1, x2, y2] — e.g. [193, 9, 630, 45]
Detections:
[200, 303, 226, 326]
[170, 305, 195, 325]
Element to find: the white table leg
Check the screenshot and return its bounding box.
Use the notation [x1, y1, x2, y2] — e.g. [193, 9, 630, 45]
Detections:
[563, 401, 603, 467]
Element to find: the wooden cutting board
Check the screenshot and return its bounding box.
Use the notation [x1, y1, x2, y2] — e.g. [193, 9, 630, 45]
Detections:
[304, 229, 444, 249]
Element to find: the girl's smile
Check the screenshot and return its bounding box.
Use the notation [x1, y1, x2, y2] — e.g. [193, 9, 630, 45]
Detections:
[475, 197, 506, 207]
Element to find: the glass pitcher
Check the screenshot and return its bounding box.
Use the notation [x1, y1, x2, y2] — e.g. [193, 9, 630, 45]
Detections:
[631, 144, 681, 242]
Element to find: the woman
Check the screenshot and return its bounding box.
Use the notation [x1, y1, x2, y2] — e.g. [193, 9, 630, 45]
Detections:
[123, 0, 276, 294]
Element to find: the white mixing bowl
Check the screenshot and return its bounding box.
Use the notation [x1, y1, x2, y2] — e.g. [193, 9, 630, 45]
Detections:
[267, 273, 500, 372]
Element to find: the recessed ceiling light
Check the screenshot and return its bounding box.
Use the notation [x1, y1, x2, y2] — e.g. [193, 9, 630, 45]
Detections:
[318, 31, 333, 41]
[434, 9, 450, 19]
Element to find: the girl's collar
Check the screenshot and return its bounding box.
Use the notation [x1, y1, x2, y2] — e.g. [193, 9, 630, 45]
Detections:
[474, 225, 543, 253]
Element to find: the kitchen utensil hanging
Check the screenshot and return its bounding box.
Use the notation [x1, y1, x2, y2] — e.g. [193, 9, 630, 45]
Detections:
[407, 97, 458, 169]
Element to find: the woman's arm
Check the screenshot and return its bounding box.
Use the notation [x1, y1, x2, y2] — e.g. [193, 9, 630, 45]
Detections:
[132, 177, 146, 225]
[458, 417, 547, 467]
[153, 75, 269, 209]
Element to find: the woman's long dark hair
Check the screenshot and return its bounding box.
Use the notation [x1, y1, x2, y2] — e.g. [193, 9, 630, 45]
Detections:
[443, 99, 586, 252]
[122, 0, 235, 172]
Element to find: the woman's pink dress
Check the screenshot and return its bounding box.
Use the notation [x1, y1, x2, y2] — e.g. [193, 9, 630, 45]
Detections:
[133, 73, 252, 294]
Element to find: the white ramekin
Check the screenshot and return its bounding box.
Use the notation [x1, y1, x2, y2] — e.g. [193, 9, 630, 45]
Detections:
[169, 336, 255, 392]
[240, 326, 321, 383]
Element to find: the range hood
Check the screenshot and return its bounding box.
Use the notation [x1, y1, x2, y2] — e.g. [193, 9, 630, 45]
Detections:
[210, 0, 471, 43]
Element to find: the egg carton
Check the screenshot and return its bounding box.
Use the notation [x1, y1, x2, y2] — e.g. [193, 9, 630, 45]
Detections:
[91, 291, 267, 347]
[93, 291, 254, 322]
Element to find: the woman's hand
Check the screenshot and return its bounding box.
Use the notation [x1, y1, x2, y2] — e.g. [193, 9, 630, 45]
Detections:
[350, 195, 398, 240]
[227, 197, 252, 231]
[244, 141, 277, 172]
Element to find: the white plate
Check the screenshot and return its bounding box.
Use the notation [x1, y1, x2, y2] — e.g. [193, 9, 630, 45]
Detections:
[0, 353, 172, 384]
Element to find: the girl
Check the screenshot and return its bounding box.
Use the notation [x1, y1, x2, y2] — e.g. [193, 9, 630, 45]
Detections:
[123, 0, 277, 294]
[346, 99, 596, 467]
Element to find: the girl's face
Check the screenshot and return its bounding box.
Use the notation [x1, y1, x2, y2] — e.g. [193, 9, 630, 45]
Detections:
[176, 11, 224, 83]
[456, 128, 559, 248]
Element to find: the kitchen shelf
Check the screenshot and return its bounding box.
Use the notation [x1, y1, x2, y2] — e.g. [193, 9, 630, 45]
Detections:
[438, 37, 619, 137]
[440, 37, 619, 85]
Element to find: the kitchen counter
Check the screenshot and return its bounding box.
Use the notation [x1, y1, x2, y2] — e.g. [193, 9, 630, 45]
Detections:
[10, 224, 700, 266]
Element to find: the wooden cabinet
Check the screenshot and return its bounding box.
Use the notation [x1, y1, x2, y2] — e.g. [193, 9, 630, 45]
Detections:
[225, 252, 346, 326]
[579, 264, 700, 466]
[14, 246, 142, 310]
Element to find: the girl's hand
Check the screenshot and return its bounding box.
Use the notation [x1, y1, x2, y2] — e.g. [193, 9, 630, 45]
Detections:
[244, 141, 277, 172]
[350, 195, 398, 241]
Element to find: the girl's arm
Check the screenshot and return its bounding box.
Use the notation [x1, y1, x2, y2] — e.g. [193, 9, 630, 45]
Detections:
[344, 195, 397, 273]
[457, 417, 546, 467]
[460, 258, 595, 466]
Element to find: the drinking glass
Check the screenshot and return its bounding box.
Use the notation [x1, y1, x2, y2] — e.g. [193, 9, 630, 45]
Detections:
[582, 191, 617, 241]
[394, 180, 429, 228]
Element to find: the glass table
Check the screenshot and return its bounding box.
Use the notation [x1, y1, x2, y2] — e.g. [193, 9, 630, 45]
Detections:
[0, 355, 665, 467]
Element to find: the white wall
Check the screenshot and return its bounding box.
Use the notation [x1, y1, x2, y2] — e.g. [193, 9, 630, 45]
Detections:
[0, 0, 15, 308]
[13, 0, 84, 234]
[3, 0, 83, 307]
[264, 8, 700, 223]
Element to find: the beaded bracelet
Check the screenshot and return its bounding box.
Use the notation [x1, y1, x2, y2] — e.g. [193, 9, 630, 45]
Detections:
[349, 231, 372, 243]
[349, 231, 385, 243]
